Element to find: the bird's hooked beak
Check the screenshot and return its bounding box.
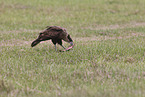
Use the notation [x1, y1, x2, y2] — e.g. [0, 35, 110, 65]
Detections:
[70, 42, 73, 46]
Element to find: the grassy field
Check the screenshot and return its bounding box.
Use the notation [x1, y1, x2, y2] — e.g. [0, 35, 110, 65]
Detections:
[0, 0, 145, 97]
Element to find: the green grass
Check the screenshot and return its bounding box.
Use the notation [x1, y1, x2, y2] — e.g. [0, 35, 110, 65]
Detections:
[0, 0, 145, 97]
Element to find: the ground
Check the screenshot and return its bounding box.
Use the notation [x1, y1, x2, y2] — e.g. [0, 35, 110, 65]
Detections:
[0, 0, 145, 97]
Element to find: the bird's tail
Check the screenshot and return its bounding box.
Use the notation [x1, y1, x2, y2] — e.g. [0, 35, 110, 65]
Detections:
[31, 39, 41, 47]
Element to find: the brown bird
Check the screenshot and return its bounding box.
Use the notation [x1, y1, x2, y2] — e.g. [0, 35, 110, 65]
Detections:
[31, 26, 74, 51]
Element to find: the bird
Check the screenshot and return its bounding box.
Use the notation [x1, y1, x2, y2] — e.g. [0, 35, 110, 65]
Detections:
[31, 26, 74, 51]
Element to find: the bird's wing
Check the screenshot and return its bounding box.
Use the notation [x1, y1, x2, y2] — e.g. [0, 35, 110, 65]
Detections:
[46, 26, 63, 31]
[42, 26, 64, 38]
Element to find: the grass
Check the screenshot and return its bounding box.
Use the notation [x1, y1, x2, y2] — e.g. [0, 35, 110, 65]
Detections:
[0, 0, 145, 97]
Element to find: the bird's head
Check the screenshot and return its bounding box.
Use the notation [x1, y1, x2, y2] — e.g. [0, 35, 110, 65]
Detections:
[67, 34, 73, 46]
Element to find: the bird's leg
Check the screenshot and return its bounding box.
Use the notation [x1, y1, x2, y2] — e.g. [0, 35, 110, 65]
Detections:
[51, 39, 57, 51]
[60, 45, 66, 49]
[54, 44, 57, 51]
[57, 39, 66, 49]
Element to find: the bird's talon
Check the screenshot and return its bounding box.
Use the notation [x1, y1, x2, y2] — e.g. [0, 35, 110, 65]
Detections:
[31, 26, 74, 52]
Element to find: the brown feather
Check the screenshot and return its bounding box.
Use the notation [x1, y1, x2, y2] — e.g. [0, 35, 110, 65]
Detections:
[31, 26, 74, 51]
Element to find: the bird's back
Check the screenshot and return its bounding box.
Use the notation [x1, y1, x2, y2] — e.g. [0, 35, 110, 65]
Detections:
[41, 26, 68, 39]
[31, 26, 74, 49]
